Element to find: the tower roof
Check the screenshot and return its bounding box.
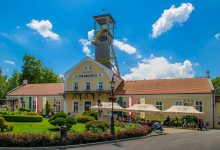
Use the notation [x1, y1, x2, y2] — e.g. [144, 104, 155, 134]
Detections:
[94, 14, 115, 24]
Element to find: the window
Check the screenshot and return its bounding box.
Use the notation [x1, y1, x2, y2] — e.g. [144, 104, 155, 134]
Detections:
[195, 101, 203, 112]
[84, 101, 91, 111]
[32, 101, 36, 110]
[123, 101, 127, 108]
[74, 83, 78, 90]
[86, 82, 91, 90]
[84, 66, 92, 71]
[176, 101, 183, 106]
[156, 101, 163, 110]
[22, 102, 25, 108]
[55, 101, 61, 112]
[98, 82, 103, 90]
[73, 101, 79, 112]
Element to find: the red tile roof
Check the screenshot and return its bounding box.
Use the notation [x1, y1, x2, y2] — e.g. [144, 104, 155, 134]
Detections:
[7, 83, 64, 96]
[114, 78, 213, 95]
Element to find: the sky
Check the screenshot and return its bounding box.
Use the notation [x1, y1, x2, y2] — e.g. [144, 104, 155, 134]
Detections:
[0, 0, 220, 80]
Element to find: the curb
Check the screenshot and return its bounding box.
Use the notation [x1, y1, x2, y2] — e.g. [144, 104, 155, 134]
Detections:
[0, 132, 167, 150]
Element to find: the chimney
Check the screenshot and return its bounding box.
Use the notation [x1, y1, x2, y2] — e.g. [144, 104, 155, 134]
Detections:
[23, 80, 28, 85]
[206, 70, 210, 78]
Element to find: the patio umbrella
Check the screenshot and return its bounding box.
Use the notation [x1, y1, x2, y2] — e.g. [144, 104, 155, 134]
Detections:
[163, 105, 204, 115]
[124, 104, 161, 113]
[90, 102, 124, 111]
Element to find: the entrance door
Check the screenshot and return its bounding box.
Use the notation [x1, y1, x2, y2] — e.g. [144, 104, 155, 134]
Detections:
[84, 101, 91, 111]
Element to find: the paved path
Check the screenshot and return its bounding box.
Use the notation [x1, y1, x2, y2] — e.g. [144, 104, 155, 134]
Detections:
[69, 129, 220, 150]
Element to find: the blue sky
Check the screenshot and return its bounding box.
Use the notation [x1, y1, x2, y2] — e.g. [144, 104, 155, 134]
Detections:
[0, 0, 219, 80]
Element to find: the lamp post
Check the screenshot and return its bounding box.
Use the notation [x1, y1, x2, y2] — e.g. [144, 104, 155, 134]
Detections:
[97, 97, 102, 118]
[110, 76, 115, 140]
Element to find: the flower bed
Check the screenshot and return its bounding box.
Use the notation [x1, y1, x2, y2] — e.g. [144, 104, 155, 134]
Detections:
[0, 125, 150, 147]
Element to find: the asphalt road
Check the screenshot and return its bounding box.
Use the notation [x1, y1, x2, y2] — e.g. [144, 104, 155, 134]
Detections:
[69, 129, 220, 150]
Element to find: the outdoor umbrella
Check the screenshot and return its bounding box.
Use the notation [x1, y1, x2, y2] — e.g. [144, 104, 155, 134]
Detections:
[163, 105, 204, 115]
[90, 102, 124, 111]
[124, 104, 161, 113]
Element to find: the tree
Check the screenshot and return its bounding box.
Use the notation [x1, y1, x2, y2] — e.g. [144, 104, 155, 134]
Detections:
[7, 70, 21, 91]
[212, 77, 220, 95]
[46, 101, 52, 115]
[20, 54, 62, 83]
[0, 67, 9, 99]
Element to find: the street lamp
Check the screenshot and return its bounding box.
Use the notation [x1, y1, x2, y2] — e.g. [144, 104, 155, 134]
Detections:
[110, 76, 115, 140]
[97, 97, 102, 118]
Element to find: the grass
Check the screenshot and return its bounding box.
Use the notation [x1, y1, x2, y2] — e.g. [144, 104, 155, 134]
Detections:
[7, 118, 86, 135]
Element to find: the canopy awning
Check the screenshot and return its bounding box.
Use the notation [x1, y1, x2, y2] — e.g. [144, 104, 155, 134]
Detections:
[90, 102, 124, 111]
[163, 105, 204, 115]
[125, 104, 161, 112]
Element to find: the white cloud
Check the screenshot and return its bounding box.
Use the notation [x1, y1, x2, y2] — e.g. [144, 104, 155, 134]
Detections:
[215, 33, 220, 40]
[123, 55, 195, 80]
[26, 19, 60, 40]
[151, 3, 194, 38]
[79, 29, 95, 57]
[79, 39, 91, 57]
[113, 39, 136, 54]
[4, 60, 15, 65]
[88, 29, 94, 41]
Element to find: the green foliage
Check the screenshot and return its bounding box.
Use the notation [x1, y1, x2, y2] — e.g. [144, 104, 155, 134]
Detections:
[18, 107, 30, 112]
[54, 112, 67, 118]
[2, 115, 43, 122]
[0, 116, 14, 132]
[212, 77, 220, 95]
[20, 54, 62, 84]
[7, 70, 22, 91]
[46, 101, 52, 115]
[76, 114, 95, 123]
[83, 111, 98, 120]
[0, 116, 5, 129]
[85, 120, 109, 132]
[48, 112, 77, 129]
[66, 116, 77, 125]
[54, 117, 66, 126]
[0, 67, 9, 99]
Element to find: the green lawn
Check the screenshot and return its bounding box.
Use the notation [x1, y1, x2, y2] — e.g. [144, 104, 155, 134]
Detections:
[7, 118, 85, 135]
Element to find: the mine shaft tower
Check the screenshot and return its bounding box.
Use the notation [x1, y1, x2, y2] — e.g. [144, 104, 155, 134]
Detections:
[92, 14, 120, 76]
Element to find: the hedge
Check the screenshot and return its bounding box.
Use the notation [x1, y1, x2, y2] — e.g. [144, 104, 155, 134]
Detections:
[0, 125, 150, 147]
[1, 115, 43, 122]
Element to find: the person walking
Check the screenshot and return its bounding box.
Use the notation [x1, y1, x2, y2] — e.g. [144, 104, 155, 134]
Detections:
[182, 117, 187, 129]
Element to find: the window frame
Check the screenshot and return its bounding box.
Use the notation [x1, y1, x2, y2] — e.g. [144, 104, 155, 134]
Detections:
[155, 101, 163, 110]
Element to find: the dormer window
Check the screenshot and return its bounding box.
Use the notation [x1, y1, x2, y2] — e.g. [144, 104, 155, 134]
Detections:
[84, 66, 92, 72]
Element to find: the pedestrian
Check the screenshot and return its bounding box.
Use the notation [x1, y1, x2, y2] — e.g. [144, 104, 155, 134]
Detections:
[182, 117, 187, 129]
[197, 119, 202, 131]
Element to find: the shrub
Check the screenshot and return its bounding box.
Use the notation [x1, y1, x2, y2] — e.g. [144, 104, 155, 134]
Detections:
[66, 116, 77, 125]
[76, 114, 95, 123]
[54, 117, 66, 126]
[85, 120, 109, 132]
[0, 116, 6, 129]
[48, 112, 77, 129]
[54, 112, 67, 118]
[2, 115, 43, 122]
[83, 111, 98, 120]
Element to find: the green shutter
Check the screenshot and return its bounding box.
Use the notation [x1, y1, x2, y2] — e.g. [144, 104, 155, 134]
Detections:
[117, 97, 123, 107]
[28, 97, 32, 109]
